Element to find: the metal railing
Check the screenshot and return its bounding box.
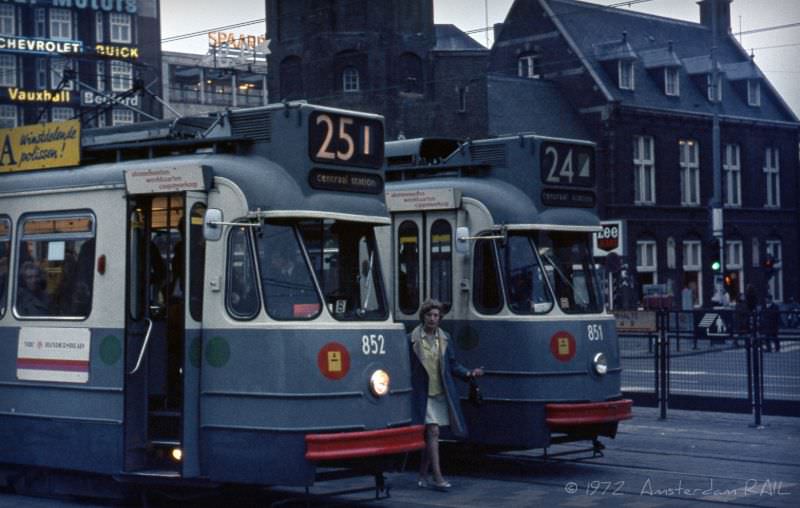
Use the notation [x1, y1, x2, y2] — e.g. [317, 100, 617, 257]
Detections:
[620, 309, 800, 424]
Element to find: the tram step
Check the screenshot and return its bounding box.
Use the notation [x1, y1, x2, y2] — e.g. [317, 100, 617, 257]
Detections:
[149, 439, 181, 448]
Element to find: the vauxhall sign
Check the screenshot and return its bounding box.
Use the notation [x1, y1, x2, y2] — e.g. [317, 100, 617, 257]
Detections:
[0, 0, 138, 14]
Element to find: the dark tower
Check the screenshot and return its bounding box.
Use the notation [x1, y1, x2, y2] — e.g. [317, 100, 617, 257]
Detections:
[265, 0, 488, 139]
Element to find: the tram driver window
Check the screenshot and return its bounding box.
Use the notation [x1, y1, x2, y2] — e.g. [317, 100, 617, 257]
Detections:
[536, 231, 603, 314]
[15, 214, 96, 318]
[226, 225, 260, 320]
[497, 234, 553, 314]
[472, 238, 503, 314]
[0, 217, 10, 318]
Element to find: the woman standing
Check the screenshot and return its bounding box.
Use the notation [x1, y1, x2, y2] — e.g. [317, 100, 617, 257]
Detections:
[410, 299, 483, 491]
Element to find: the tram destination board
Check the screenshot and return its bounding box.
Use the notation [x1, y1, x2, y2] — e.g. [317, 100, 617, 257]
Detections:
[308, 110, 383, 169]
[539, 140, 595, 187]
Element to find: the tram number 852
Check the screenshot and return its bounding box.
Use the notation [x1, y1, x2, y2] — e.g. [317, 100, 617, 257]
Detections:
[362, 334, 387, 355]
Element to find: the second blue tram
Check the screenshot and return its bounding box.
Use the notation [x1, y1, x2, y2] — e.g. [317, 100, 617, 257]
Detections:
[384, 136, 632, 451]
[0, 103, 423, 496]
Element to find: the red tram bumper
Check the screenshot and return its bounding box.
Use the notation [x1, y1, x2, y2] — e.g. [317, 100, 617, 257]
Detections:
[545, 399, 633, 430]
[305, 425, 425, 461]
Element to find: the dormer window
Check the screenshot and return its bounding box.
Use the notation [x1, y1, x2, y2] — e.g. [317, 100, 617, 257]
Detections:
[342, 66, 360, 92]
[747, 79, 760, 106]
[619, 60, 634, 90]
[518, 53, 540, 79]
[665, 67, 679, 96]
[707, 73, 722, 102]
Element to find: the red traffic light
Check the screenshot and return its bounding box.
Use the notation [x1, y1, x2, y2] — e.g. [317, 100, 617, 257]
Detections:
[763, 255, 775, 269]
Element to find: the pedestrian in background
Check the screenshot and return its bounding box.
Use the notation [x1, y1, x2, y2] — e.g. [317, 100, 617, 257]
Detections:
[410, 299, 483, 491]
[762, 294, 780, 352]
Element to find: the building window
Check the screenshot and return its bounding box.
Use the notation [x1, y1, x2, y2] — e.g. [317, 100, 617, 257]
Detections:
[747, 79, 760, 107]
[707, 73, 722, 102]
[766, 240, 783, 302]
[518, 53, 540, 79]
[633, 135, 655, 204]
[636, 239, 657, 300]
[50, 59, 75, 90]
[682, 240, 702, 307]
[342, 66, 359, 92]
[0, 54, 17, 87]
[49, 8, 73, 40]
[665, 67, 679, 96]
[0, 105, 18, 128]
[35, 58, 47, 89]
[764, 147, 780, 207]
[96, 61, 106, 91]
[34, 8, 46, 37]
[95, 12, 104, 42]
[458, 86, 467, 112]
[112, 108, 134, 125]
[679, 139, 700, 206]
[398, 52, 423, 93]
[723, 143, 741, 207]
[0, 5, 14, 36]
[111, 60, 133, 92]
[51, 107, 73, 122]
[618, 60, 634, 90]
[109, 13, 131, 43]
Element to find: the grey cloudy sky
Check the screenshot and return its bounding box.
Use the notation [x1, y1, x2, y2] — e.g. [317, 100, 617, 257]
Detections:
[161, 0, 800, 116]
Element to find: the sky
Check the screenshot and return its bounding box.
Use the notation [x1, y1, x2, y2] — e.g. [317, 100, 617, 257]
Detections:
[161, 0, 800, 116]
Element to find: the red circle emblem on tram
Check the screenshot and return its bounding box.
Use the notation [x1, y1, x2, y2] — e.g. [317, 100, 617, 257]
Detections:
[550, 331, 576, 362]
[317, 342, 351, 380]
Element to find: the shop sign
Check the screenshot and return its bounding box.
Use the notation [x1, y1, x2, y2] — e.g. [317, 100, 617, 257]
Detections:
[592, 220, 625, 257]
[6, 88, 72, 103]
[9, 0, 138, 14]
[0, 35, 82, 55]
[82, 90, 139, 107]
[208, 32, 267, 51]
[0, 120, 81, 173]
[95, 43, 139, 59]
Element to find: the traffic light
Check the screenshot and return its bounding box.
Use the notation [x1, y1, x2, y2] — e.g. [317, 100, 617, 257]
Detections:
[710, 240, 721, 272]
[763, 254, 776, 279]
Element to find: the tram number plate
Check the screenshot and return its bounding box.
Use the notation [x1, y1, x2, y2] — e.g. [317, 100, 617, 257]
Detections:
[587, 324, 605, 341]
[540, 141, 595, 187]
[309, 111, 384, 169]
[362, 334, 386, 355]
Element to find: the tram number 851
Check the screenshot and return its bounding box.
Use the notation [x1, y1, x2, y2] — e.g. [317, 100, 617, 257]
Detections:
[587, 324, 605, 341]
[362, 334, 387, 355]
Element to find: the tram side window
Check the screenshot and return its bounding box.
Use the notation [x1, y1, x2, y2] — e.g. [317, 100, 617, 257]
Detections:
[429, 220, 452, 312]
[397, 220, 420, 315]
[0, 217, 10, 318]
[189, 203, 206, 321]
[472, 238, 503, 314]
[226, 226, 260, 319]
[15, 214, 96, 318]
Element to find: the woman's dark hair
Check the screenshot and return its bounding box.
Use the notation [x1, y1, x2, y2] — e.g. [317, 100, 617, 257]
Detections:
[419, 298, 445, 323]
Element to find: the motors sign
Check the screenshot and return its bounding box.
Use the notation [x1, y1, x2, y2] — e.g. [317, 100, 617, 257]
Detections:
[593, 220, 624, 257]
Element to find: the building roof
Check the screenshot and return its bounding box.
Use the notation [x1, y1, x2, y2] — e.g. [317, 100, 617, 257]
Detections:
[503, 0, 797, 124]
[487, 74, 590, 139]
[434, 24, 488, 51]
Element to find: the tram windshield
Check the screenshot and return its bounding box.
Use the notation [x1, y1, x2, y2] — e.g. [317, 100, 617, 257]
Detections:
[298, 219, 388, 321]
[497, 234, 553, 314]
[535, 231, 604, 314]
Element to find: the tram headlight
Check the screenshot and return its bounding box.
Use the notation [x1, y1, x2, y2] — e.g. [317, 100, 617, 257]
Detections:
[592, 353, 608, 375]
[369, 369, 390, 397]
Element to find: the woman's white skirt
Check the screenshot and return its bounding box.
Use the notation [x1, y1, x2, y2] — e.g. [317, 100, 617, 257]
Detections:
[425, 394, 450, 426]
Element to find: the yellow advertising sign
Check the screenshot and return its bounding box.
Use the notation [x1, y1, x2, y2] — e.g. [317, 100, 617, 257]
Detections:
[0, 120, 80, 173]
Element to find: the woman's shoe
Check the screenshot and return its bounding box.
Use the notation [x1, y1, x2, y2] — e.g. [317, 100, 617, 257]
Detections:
[432, 480, 451, 491]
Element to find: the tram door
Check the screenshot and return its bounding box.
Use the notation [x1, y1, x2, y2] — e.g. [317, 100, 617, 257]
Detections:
[393, 211, 457, 322]
[124, 193, 204, 474]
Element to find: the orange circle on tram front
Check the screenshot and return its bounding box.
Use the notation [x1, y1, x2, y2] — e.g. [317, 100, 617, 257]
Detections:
[317, 342, 351, 380]
[550, 331, 576, 362]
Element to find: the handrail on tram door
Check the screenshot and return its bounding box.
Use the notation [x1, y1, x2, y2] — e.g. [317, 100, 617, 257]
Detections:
[129, 318, 154, 375]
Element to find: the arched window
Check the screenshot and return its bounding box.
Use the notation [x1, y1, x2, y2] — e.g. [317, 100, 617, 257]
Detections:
[342, 66, 359, 92]
[279, 55, 303, 100]
[398, 52, 423, 93]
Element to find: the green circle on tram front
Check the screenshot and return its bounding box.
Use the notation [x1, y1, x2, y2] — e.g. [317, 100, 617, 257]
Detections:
[206, 337, 230, 368]
[100, 335, 122, 365]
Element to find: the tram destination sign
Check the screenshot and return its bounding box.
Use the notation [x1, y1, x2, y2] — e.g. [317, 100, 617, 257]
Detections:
[540, 188, 596, 208]
[308, 111, 383, 169]
[308, 169, 383, 194]
[539, 141, 595, 187]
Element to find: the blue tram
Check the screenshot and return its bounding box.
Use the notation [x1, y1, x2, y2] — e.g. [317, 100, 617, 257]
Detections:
[384, 136, 632, 451]
[0, 103, 423, 496]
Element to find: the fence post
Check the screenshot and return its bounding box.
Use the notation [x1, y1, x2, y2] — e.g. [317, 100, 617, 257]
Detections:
[658, 310, 668, 419]
[750, 311, 764, 428]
